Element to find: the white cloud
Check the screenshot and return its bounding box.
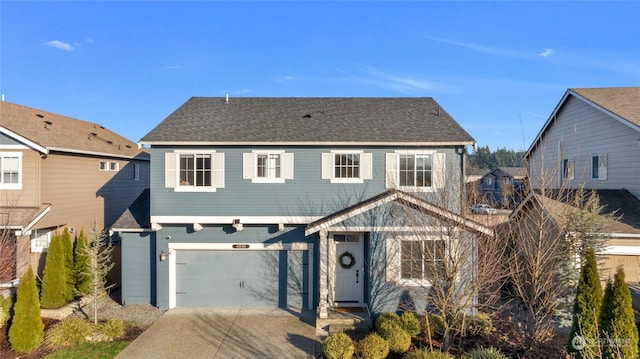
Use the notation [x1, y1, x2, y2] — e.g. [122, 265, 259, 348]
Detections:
[538, 48, 554, 57]
[359, 66, 446, 94]
[426, 36, 524, 58]
[45, 40, 74, 51]
[164, 65, 183, 70]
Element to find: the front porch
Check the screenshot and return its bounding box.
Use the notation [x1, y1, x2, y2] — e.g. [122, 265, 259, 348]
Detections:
[315, 306, 372, 338]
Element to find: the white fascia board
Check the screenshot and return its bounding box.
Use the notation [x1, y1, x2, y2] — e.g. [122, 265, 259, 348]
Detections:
[603, 245, 640, 255]
[140, 141, 475, 147]
[0, 126, 48, 154]
[525, 90, 572, 159]
[168, 242, 312, 251]
[20, 205, 51, 234]
[151, 215, 320, 225]
[111, 228, 154, 234]
[47, 147, 145, 160]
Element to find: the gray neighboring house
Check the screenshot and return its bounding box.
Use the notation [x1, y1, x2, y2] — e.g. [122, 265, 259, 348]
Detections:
[114, 97, 493, 325]
[525, 87, 640, 282]
[480, 167, 527, 207]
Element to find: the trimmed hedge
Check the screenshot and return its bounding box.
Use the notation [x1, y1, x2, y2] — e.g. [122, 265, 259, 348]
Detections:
[402, 348, 455, 359]
[358, 332, 389, 359]
[378, 321, 411, 354]
[323, 332, 354, 359]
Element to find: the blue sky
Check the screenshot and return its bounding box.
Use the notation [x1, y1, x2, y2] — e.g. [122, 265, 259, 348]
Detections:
[1, 1, 638, 151]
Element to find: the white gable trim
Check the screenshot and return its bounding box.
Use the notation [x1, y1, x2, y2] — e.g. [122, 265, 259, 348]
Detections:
[0, 126, 48, 154]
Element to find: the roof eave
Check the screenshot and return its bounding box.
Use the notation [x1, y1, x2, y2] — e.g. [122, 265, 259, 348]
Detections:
[47, 147, 150, 160]
[139, 140, 476, 147]
[0, 126, 48, 154]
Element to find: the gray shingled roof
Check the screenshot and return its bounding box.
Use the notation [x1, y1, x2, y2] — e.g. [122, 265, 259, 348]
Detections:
[141, 97, 476, 145]
[111, 189, 150, 230]
[0, 101, 148, 159]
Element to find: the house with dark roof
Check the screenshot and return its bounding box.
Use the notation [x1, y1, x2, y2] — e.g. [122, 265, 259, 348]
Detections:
[524, 87, 640, 281]
[479, 167, 527, 207]
[0, 101, 149, 287]
[115, 97, 493, 331]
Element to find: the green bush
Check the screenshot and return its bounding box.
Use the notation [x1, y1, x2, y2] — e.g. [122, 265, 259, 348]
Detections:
[358, 332, 389, 359]
[400, 312, 421, 336]
[61, 228, 75, 301]
[402, 348, 455, 359]
[378, 321, 411, 354]
[74, 230, 92, 295]
[45, 318, 93, 349]
[421, 314, 445, 338]
[322, 332, 354, 359]
[465, 313, 493, 336]
[41, 233, 68, 309]
[0, 295, 12, 328]
[8, 266, 44, 353]
[461, 347, 509, 359]
[98, 319, 125, 340]
[599, 267, 639, 359]
[568, 247, 602, 358]
[375, 311, 401, 330]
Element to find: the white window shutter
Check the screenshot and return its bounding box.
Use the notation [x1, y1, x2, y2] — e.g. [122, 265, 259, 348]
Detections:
[385, 153, 397, 188]
[321, 153, 333, 179]
[361, 153, 372, 180]
[433, 152, 446, 189]
[282, 153, 294, 179]
[165, 152, 177, 188]
[213, 153, 225, 188]
[243, 153, 254, 180]
[385, 237, 400, 282]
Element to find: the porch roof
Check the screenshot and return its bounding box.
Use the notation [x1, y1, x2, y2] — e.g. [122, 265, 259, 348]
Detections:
[305, 189, 494, 236]
[0, 204, 51, 235]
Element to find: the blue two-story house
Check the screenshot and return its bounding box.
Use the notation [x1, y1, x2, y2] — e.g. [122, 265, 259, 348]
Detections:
[114, 97, 493, 321]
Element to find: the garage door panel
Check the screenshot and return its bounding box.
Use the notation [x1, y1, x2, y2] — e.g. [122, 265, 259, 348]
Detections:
[175, 249, 307, 308]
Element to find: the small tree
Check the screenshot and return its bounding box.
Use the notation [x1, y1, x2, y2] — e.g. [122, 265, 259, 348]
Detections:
[8, 265, 44, 353]
[40, 232, 68, 308]
[74, 229, 91, 295]
[78, 222, 115, 324]
[568, 247, 603, 358]
[599, 267, 639, 359]
[61, 227, 75, 300]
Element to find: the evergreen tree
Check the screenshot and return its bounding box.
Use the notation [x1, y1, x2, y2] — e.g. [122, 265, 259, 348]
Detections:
[40, 232, 67, 308]
[568, 247, 603, 358]
[8, 266, 44, 353]
[599, 267, 639, 359]
[74, 229, 92, 295]
[61, 227, 75, 300]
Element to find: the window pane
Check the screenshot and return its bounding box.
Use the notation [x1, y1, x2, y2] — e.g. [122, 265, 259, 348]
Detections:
[257, 154, 267, 177]
[399, 155, 414, 186]
[424, 240, 445, 281]
[335, 153, 360, 178]
[2, 157, 19, 184]
[180, 154, 194, 185]
[195, 154, 211, 186]
[269, 154, 280, 178]
[415, 154, 432, 187]
[401, 240, 422, 279]
[592, 156, 599, 179]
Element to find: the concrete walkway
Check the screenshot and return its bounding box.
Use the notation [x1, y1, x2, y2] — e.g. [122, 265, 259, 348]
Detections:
[116, 308, 320, 359]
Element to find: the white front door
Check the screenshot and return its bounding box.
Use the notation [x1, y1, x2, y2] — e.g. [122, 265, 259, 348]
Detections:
[334, 233, 364, 304]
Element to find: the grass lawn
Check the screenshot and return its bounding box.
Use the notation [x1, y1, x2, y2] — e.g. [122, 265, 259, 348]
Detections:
[43, 341, 131, 359]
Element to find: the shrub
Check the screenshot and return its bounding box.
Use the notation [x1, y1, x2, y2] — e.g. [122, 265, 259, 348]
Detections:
[322, 332, 354, 359]
[45, 318, 93, 349]
[8, 266, 44, 353]
[378, 321, 411, 354]
[599, 267, 639, 359]
[402, 348, 455, 359]
[461, 347, 509, 359]
[98, 319, 125, 340]
[0, 295, 12, 328]
[421, 314, 445, 338]
[61, 227, 75, 301]
[568, 247, 602, 358]
[358, 332, 389, 359]
[41, 233, 68, 308]
[74, 230, 92, 295]
[375, 311, 401, 330]
[400, 312, 421, 336]
[465, 313, 493, 336]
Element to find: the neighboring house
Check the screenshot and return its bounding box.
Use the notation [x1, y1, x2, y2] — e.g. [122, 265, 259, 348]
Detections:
[480, 167, 527, 207]
[0, 101, 150, 287]
[114, 97, 493, 322]
[524, 87, 640, 281]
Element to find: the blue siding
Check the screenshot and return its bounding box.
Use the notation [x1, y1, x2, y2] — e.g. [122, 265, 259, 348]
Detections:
[121, 232, 156, 305]
[150, 146, 462, 217]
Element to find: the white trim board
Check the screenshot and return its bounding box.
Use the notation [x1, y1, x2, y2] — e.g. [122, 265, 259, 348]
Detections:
[151, 215, 321, 225]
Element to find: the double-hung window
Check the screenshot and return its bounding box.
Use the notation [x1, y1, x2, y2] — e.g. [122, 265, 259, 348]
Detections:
[591, 154, 607, 180]
[243, 151, 294, 183]
[165, 151, 224, 192]
[386, 151, 444, 191]
[0, 152, 22, 189]
[389, 235, 445, 285]
[322, 151, 372, 183]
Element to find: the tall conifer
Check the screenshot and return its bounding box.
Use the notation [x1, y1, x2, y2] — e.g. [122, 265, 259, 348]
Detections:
[8, 266, 44, 352]
[40, 232, 67, 308]
[599, 267, 639, 359]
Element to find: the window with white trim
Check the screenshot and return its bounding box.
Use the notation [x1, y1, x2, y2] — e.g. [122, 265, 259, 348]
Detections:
[322, 151, 372, 183]
[401, 238, 445, 282]
[0, 152, 22, 189]
[165, 151, 224, 192]
[386, 151, 445, 191]
[243, 151, 294, 183]
[30, 229, 52, 253]
[562, 158, 574, 180]
[110, 162, 119, 171]
[133, 163, 140, 180]
[591, 154, 607, 180]
[99, 161, 109, 171]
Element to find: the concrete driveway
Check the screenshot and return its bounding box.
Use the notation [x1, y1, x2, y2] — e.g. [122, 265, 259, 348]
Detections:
[116, 308, 320, 359]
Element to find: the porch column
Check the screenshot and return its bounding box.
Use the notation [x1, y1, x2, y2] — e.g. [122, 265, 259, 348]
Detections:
[318, 229, 329, 319]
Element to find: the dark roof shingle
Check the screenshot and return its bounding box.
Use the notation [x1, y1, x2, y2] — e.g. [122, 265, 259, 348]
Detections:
[141, 97, 475, 145]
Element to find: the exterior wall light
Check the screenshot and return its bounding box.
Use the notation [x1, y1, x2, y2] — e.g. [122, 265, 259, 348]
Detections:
[159, 250, 169, 261]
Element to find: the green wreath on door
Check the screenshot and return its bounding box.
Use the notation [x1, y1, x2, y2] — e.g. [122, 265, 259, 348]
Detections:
[338, 251, 356, 269]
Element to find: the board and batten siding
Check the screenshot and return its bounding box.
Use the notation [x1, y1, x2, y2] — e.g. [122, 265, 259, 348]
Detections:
[39, 153, 149, 232]
[528, 96, 640, 192]
[149, 146, 462, 218]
